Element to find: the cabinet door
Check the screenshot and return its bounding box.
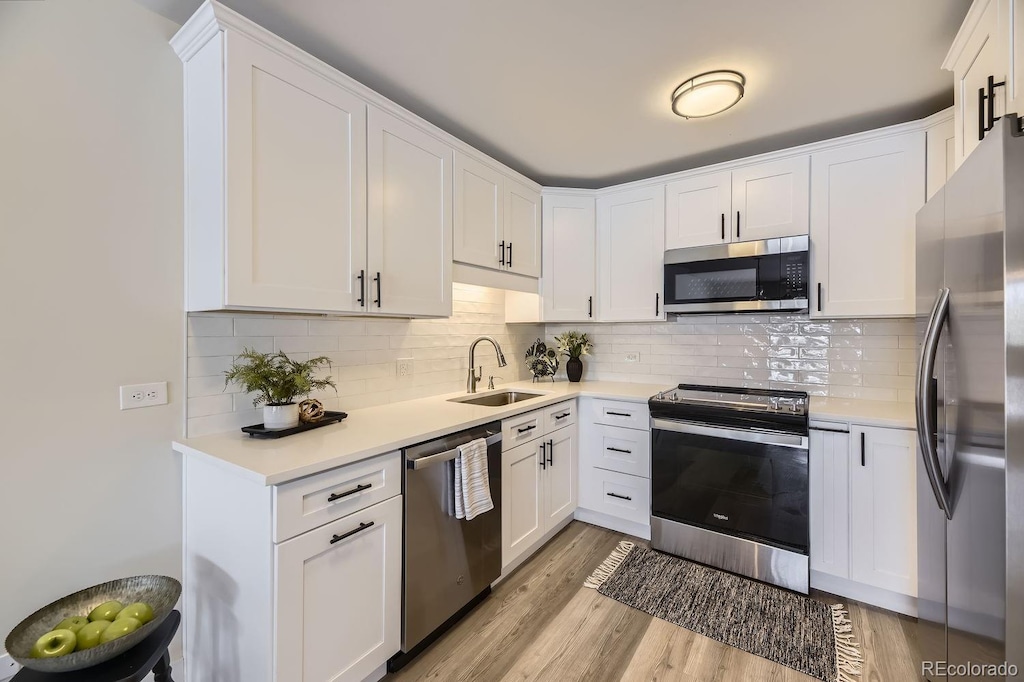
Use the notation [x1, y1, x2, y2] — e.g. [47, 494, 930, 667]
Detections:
[926, 115, 956, 201]
[543, 427, 578, 530]
[224, 32, 367, 312]
[731, 156, 809, 241]
[810, 132, 925, 318]
[505, 178, 542, 277]
[542, 194, 596, 322]
[664, 172, 731, 248]
[951, 0, 1005, 166]
[275, 495, 401, 682]
[367, 106, 452, 317]
[850, 426, 918, 596]
[453, 152, 503, 271]
[809, 428, 851, 579]
[597, 186, 665, 321]
[502, 441, 545, 569]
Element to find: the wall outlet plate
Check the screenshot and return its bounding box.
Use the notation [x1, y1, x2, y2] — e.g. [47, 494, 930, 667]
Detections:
[624, 352, 641, 363]
[119, 381, 168, 410]
[0, 652, 21, 680]
[397, 358, 414, 377]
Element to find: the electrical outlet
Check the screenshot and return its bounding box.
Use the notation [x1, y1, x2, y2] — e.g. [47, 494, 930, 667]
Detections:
[0, 653, 21, 680]
[624, 352, 641, 363]
[397, 358, 414, 377]
[119, 382, 168, 410]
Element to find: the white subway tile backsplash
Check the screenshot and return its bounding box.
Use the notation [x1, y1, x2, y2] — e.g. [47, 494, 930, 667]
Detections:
[233, 317, 308, 337]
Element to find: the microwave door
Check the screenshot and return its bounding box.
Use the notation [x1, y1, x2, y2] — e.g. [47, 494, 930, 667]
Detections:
[664, 257, 764, 306]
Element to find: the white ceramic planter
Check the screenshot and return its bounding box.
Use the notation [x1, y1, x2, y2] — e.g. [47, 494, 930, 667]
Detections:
[263, 403, 299, 430]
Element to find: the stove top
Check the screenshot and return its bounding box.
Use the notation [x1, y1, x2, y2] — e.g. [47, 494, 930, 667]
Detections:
[649, 384, 809, 434]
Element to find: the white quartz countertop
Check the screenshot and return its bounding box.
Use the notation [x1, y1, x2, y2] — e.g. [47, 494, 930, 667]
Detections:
[172, 380, 672, 486]
[809, 397, 916, 430]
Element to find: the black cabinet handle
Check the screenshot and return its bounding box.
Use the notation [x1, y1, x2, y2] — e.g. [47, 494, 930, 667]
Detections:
[373, 272, 381, 308]
[554, 412, 571, 420]
[860, 432, 866, 467]
[655, 292, 660, 316]
[357, 270, 365, 306]
[328, 482, 372, 502]
[607, 492, 632, 501]
[607, 411, 632, 418]
[540, 442, 546, 470]
[736, 211, 741, 240]
[817, 283, 822, 312]
[606, 447, 632, 454]
[499, 240, 505, 266]
[986, 75, 1006, 135]
[720, 213, 725, 241]
[547, 439, 554, 466]
[517, 424, 537, 434]
[507, 242, 513, 268]
[330, 521, 374, 544]
[979, 85, 988, 141]
[588, 295, 593, 318]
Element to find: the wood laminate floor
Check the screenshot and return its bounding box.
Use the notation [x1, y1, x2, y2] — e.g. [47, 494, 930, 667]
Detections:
[387, 522, 920, 682]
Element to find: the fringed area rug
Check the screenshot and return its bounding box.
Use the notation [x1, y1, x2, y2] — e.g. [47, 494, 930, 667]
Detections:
[584, 541, 862, 682]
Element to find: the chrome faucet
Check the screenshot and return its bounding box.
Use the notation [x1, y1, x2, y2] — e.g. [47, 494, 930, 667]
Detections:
[467, 336, 507, 393]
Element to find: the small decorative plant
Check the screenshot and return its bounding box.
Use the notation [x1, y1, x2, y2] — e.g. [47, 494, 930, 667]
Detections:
[524, 339, 559, 382]
[554, 331, 592, 360]
[224, 349, 336, 429]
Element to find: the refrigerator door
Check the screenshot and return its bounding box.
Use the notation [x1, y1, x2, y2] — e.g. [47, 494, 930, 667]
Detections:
[942, 118, 1007, 677]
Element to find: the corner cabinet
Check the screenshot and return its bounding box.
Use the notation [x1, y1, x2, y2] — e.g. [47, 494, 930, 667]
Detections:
[541, 193, 596, 322]
[809, 131, 925, 318]
[597, 186, 665, 321]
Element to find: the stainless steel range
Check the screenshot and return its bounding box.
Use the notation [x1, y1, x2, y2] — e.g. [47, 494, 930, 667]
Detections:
[649, 384, 810, 593]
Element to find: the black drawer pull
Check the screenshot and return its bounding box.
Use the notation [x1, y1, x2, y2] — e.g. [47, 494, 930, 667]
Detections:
[330, 521, 374, 544]
[554, 412, 571, 420]
[606, 447, 632, 454]
[540, 442, 547, 470]
[499, 240, 506, 266]
[607, 411, 632, 418]
[720, 213, 725, 241]
[607, 492, 632, 501]
[588, 295, 593, 318]
[517, 424, 537, 434]
[328, 483, 372, 502]
[357, 270, 365, 306]
[373, 272, 382, 308]
[817, 283, 822, 312]
[547, 439, 554, 466]
[507, 241, 513, 268]
[860, 432, 866, 467]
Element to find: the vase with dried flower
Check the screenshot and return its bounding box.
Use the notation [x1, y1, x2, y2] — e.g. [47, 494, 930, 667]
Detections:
[554, 331, 592, 382]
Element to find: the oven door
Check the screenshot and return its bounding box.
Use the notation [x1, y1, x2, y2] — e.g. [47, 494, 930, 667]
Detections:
[651, 418, 809, 553]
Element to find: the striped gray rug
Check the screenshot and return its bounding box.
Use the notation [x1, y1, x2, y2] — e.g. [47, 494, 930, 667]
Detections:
[584, 541, 862, 682]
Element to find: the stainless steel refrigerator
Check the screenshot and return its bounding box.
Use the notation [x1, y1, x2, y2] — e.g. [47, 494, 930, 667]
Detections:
[915, 116, 1024, 680]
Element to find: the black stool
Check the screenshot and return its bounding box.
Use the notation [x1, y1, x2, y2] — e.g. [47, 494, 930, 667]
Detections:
[13, 610, 180, 682]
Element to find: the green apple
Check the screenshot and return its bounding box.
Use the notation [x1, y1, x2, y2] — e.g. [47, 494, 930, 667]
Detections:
[116, 602, 154, 625]
[99, 617, 141, 644]
[75, 620, 111, 650]
[53, 616, 89, 634]
[30, 629, 76, 658]
[88, 601, 123, 622]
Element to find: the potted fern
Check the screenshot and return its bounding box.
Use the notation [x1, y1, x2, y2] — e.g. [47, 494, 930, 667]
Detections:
[224, 349, 337, 429]
[554, 331, 592, 383]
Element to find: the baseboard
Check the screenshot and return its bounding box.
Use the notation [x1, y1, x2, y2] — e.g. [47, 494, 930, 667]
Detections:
[495, 515, 575, 583]
[810, 570, 918, 617]
[573, 507, 651, 541]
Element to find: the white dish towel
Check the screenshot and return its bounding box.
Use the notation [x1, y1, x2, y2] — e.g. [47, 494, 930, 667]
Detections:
[454, 437, 493, 520]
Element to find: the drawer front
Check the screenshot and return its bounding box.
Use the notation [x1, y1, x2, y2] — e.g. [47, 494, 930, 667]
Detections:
[273, 451, 402, 542]
[586, 398, 649, 431]
[585, 423, 651, 478]
[502, 410, 545, 449]
[579, 466, 650, 526]
[542, 400, 577, 434]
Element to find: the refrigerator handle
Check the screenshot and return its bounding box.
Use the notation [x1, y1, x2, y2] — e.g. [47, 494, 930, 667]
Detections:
[915, 288, 953, 519]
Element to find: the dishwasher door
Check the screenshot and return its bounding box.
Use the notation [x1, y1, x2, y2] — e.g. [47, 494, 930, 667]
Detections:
[402, 422, 502, 653]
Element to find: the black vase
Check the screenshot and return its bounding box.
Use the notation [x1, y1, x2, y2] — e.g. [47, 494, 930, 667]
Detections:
[566, 357, 583, 382]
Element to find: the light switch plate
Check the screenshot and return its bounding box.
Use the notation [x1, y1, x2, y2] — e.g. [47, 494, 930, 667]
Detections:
[119, 381, 168, 410]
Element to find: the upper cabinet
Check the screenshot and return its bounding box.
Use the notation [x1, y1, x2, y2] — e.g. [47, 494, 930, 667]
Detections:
[542, 193, 596, 322]
[945, 0, 1017, 167]
[597, 186, 665, 322]
[664, 171, 731, 248]
[454, 152, 541, 278]
[926, 112, 956, 200]
[810, 131, 925, 318]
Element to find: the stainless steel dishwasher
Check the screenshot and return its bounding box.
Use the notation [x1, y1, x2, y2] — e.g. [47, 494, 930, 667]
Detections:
[389, 422, 502, 671]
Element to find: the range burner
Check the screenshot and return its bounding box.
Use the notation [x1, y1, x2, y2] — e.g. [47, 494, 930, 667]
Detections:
[649, 384, 809, 435]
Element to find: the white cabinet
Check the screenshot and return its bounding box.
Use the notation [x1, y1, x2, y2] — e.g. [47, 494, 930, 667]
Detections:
[810, 131, 925, 318]
[731, 156, 810, 242]
[850, 425, 918, 597]
[597, 186, 665, 322]
[275, 496, 401, 682]
[502, 439, 545, 570]
[665, 171, 731, 248]
[926, 113, 956, 200]
[809, 426, 851, 579]
[454, 152, 541, 277]
[367, 106, 453, 317]
[542, 193, 596, 322]
[542, 427, 578, 528]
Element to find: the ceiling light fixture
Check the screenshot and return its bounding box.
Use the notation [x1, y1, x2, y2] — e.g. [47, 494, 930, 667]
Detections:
[671, 70, 746, 119]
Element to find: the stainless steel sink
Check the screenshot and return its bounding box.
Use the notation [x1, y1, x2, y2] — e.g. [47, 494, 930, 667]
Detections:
[449, 390, 544, 407]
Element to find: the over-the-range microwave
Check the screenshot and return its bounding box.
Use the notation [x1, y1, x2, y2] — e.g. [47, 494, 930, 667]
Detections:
[663, 236, 809, 314]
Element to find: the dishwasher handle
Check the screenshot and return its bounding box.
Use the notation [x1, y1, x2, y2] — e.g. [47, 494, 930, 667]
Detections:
[407, 432, 502, 470]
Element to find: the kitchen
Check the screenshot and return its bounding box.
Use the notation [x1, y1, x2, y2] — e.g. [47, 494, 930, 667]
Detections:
[0, 1, 1020, 681]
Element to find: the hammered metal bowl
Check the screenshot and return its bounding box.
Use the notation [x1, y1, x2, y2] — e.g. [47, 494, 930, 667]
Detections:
[5, 575, 181, 673]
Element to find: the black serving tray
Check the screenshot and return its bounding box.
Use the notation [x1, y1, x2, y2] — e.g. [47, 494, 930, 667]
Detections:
[241, 411, 348, 438]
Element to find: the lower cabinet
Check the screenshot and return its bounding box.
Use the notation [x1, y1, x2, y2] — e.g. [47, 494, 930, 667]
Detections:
[809, 426, 851, 579]
[275, 496, 402, 682]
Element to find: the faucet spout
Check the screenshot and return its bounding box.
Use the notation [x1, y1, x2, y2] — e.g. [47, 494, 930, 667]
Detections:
[467, 336, 507, 393]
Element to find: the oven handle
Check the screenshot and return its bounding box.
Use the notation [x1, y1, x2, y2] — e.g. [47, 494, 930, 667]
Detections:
[407, 432, 502, 469]
[651, 418, 808, 450]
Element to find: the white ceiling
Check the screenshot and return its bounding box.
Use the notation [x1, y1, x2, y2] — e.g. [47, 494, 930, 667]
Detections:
[142, 0, 970, 188]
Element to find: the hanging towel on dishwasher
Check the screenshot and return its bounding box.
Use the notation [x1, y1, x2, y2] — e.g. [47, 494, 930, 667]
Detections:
[454, 437, 493, 520]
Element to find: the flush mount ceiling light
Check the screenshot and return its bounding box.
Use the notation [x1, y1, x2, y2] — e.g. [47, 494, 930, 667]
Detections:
[671, 70, 746, 119]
